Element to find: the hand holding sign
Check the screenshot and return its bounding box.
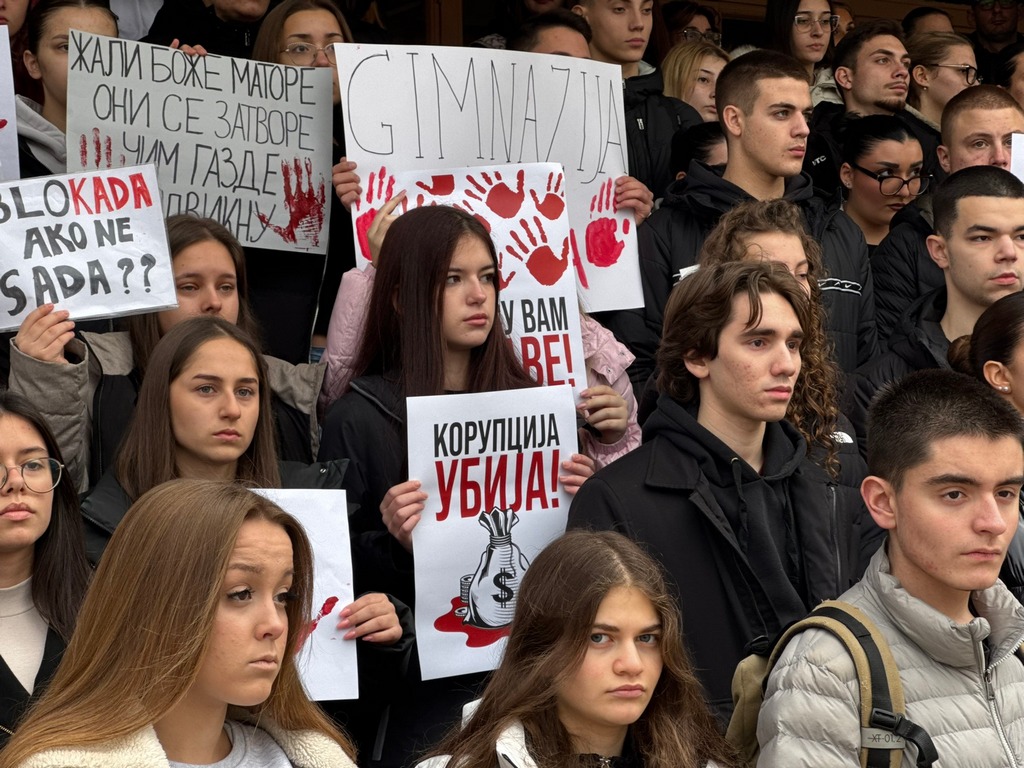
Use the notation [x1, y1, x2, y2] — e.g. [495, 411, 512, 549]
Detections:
[354, 166, 396, 261]
[14, 304, 75, 364]
[337, 592, 403, 644]
[380, 478, 427, 552]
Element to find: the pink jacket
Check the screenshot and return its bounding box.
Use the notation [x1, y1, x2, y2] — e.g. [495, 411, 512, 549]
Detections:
[320, 268, 641, 469]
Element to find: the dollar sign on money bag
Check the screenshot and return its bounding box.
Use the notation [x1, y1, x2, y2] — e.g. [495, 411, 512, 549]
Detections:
[466, 508, 530, 629]
[492, 569, 514, 607]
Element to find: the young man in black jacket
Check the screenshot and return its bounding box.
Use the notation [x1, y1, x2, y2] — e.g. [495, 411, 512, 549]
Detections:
[604, 50, 876, 391]
[848, 165, 1024, 458]
[569, 260, 873, 724]
[571, 0, 701, 198]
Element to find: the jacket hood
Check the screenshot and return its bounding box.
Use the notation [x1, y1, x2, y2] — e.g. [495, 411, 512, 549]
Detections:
[16, 96, 65, 174]
[624, 67, 665, 106]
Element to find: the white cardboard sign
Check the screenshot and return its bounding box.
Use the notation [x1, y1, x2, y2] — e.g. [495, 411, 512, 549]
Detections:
[408, 385, 575, 680]
[255, 488, 359, 701]
[0, 29, 19, 182]
[0, 163, 174, 331]
[336, 43, 641, 312]
[66, 31, 334, 253]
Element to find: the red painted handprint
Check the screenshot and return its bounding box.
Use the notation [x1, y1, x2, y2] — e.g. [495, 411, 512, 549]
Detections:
[354, 167, 395, 261]
[530, 171, 565, 220]
[585, 178, 631, 268]
[506, 216, 570, 287]
[465, 170, 526, 219]
[79, 128, 125, 169]
[257, 157, 327, 247]
[415, 174, 456, 197]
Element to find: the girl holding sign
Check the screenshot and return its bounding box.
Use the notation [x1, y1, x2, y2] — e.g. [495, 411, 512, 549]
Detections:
[0, 479, 359, 768]
[420, 531, 735, 768]
[17, 0, 118, 177]
[9, 215, 323, 492]
[0, 391, 88, 748]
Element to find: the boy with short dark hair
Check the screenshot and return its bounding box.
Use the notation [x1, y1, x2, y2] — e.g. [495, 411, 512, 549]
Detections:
[759, 368, 1024, 767]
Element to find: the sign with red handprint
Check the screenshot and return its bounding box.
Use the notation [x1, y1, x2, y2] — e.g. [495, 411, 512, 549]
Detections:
[393, 162, 588, 398]
[408, 385, 575, 680]
[0, 31, 18, 182]
[254, 488, 358, 700]
[336, 42, 642, 311]
[66, 31, 334, 253]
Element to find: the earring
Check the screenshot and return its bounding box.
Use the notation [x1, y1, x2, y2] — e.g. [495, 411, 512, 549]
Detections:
[1001, 385, 1011, 392]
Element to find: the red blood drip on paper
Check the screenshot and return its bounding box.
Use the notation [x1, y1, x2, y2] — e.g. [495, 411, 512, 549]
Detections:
[434, 597, 509, 648]
[298, 595, 340, 650]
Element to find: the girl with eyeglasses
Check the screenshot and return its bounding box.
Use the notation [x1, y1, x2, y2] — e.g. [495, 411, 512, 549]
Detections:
[248, 0, 359, 363]
[765, 0, 842, 105]
[0, 391, 89, 748]
[663, 2, 722, 48]
[839, 114, 926, 250]
[906, 32, 979, 183]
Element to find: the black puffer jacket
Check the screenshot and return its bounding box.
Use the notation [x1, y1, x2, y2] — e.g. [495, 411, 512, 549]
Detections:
[871, 197, 943, 344]
[567, 395, 874, 723]
[600, 163, 878, 391]
[845, 287, 949, 458]
[623, 68, 701, 199]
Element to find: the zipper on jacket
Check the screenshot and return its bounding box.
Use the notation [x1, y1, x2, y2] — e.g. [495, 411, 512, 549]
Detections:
[0, 722, 12, 737]
[828, 483, 841, 583]
[982, 647, 1022, 768]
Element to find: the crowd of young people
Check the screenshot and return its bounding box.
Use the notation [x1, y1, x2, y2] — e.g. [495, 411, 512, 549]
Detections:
[3, 0, 1024, 766]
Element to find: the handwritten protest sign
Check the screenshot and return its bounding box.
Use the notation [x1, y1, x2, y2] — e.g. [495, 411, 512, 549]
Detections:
[0, 30, 18, 181]
[336, 43, 641, 312]
[255, 488, 358, 701]
[409, 385, 575, 680]
[0, 164, 174, 332]
[393, 162, 587, 396]
[66, 31, 334, 253]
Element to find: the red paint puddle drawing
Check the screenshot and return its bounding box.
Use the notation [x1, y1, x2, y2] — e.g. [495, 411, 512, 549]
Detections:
[434, 597, 509, 648]
[298, 595, 339, 650]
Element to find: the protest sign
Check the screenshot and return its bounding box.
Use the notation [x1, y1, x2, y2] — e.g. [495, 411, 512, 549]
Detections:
[255, 488, 358, 701]
[393, 162, 587, 396]
[66, 31, 334, 253]
[408, 385, 576, 680]
[0, 164, 174, 332]
[336, 43, 641, 312]
[0, 30, 18, 181]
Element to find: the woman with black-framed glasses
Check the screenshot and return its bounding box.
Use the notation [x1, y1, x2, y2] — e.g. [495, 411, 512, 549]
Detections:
[765, 0, 843, 105]
[908, 32, 980, 132]
[0, 389, 89, 748]
[840, 114, 927, 249]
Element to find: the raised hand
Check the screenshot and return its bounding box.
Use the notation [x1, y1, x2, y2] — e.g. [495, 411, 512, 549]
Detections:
[466, 169, 526, 219]
[257, 157, 327, 247]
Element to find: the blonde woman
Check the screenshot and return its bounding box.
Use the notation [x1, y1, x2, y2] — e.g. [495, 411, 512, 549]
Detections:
[0, 479, 356, 768]
[661, 40, 729, 121]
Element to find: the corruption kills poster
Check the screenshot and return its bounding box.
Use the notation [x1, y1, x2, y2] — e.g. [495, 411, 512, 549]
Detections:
[408, 385, 576, 680]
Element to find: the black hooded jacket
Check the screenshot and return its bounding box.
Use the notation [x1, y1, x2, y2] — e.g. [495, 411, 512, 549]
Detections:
[567, 395, 873, 723]
[600, 163, 878, 390]
[845, 287, 950, 458]
[623, 69, 701, 199]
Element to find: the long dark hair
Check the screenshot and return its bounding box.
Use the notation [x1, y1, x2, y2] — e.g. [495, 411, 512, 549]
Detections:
[352, 205, 535, 397]
[766, 0, 835, 69]
[0, 390, 89, 641]
[429, 531, 736, 768]
[125, 215, 263, 375]
[114, 317, 281, 501]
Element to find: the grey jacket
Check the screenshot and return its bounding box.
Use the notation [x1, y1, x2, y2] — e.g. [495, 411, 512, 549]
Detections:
[8, 332, 325, 492]
[757, 547, 1024, 767]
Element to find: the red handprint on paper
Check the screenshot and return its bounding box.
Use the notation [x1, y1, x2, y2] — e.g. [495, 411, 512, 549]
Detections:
[530, 172, 565, 220]
[506, 216, 570, 287]
[354, 166, 395, 261]
[257, 157, 327, 247]
[585, 178, 631, 268]
[466, 170, 526, 219]
[415, 174, 456, 197]
[569, 229, 589, 289]
[79, 128, 125, 169]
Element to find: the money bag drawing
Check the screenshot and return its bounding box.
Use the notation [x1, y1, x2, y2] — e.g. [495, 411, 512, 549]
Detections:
[464, 507, 530, 629]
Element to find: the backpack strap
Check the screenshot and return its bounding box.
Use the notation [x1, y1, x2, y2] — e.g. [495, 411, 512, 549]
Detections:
[767, 600, 938, 768]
